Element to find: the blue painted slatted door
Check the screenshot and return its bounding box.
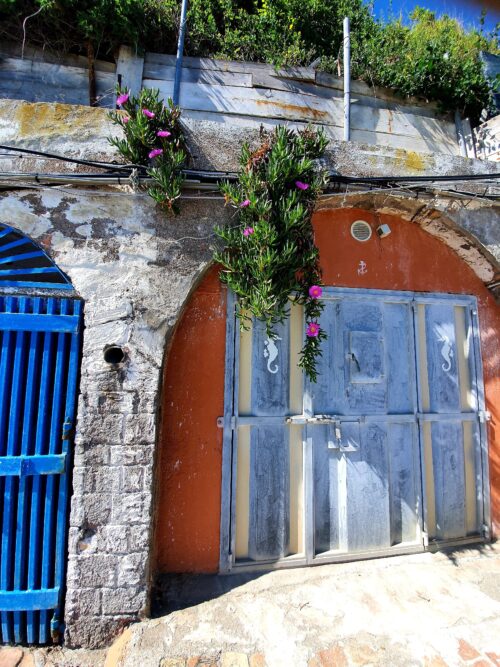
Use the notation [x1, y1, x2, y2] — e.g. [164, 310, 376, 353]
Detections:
[0, 295, 82, 644]
[225, 288, 486, 569]
[414, 299, 486, 543]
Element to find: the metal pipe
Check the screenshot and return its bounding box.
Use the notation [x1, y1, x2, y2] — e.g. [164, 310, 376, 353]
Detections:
[173, 0, 189, 106]
[343, 16, 351, 142]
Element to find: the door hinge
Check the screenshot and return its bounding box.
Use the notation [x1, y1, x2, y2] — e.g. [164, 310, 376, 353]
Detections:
[422, 531, 429, 547]
[478, 410, 491, 423]
[50, 612, 62, 644]
[482, 523, 491, 540]
[61, 419, 73, 440]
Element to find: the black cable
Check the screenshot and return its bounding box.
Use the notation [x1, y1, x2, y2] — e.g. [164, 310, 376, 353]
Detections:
[0, 145, 135, 172]
[2, 144, 500, 185]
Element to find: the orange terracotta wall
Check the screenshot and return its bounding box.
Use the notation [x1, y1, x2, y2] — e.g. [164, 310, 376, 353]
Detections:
[155, 208, 500, 574]
[154, 267, 227, 573]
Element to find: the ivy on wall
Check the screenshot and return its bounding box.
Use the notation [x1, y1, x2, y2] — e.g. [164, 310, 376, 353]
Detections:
[214, 126, 329, 382]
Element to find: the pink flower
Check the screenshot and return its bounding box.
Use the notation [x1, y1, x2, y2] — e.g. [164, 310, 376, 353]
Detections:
[123, 116, 129, 124]
[116, 91, 130, 106]
[243, 227, 254, 237]
[149, 148, 163, 159]
[295, 181, 310, 190]
[240, 199, 251, 208]
[308, 285, 323, 299]
[306, 322, 320, 337]
[157, 130, 171, 137]
[142, 109, 155, 119]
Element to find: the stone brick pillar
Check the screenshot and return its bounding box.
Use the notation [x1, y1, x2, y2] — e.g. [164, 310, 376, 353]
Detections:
[64, 294, 159, 647]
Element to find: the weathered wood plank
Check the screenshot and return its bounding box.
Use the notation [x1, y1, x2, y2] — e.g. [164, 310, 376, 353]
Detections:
[341, 300, 386, 415]
[144, 58, 445, 118]
[145, 57, 440, 119]
[253, 71, 444, 119]
[145, 52, 289, 75]
[0, 57, 115, 90]
[143, 62, 253, 88]
[0, 41, 115, 72]
[312, 299, 339, 414]
[384, 302, 414, 414]
[0, 57, 115, 107]
[251, 317, 290, 416]
[424, 303, 461, 413]
[115, 45, 144, 101]
[0, 77, 89, 106]
[346, 422, 390, 551]
[315, 70, 441, 112]
[145, 78, 459, 149]
[389, 423, 420, 545]
[312, 425, 340, 554]
[248, 425, 290, 560]
[350, 128, 458, 154]
[430, 420, 466, 540]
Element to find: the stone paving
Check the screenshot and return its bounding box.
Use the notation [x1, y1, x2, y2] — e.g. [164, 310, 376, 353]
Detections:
[1, 543, 499, 666]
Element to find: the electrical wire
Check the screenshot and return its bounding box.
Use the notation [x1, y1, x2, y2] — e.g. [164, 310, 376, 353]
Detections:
[2, 144, 500, 186]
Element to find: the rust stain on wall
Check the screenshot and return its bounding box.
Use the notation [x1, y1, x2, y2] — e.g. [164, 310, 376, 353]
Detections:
[253, 98, 328, 121]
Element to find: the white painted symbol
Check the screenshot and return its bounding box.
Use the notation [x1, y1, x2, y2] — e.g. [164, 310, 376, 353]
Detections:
[435, 324, 454, 372]
[264, 337, 281, 374]
[357, 260, 367, 275]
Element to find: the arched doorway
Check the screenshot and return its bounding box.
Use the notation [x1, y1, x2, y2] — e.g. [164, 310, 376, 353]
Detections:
[155, 208, 500, 576]
[0, 223, 83, 644]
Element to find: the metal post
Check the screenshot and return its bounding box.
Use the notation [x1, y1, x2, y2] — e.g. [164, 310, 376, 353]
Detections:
[173, 0, 189, 106]
[343, 16, 351, 142]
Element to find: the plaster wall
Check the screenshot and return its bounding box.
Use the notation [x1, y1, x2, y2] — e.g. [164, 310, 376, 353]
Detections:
[0, 101, 499, 648]
[0, 188, 229, 647]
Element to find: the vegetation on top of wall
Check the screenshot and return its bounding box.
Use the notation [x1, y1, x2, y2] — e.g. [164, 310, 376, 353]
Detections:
[0, 0, 498, 121]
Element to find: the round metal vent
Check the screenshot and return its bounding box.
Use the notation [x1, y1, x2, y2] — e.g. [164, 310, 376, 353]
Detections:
[350, 220, 372, 242]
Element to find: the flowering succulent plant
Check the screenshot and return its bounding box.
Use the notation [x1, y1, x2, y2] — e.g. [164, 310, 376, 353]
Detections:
[214, 126, 328, 382]
[108, 86, 186, 214]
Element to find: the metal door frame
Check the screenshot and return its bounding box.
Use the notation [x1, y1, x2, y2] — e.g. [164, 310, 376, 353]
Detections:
[219, 287, 491, 573]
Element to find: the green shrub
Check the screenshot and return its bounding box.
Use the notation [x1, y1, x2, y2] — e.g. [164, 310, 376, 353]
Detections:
[0, 0, 497, 120]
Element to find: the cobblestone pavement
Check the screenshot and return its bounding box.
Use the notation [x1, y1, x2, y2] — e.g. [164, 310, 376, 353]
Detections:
[2, 543, 500, 667]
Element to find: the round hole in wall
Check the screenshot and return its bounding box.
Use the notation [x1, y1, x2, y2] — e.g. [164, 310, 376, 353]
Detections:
[350, 220, 372, 242]
[103, 345, 126, 365]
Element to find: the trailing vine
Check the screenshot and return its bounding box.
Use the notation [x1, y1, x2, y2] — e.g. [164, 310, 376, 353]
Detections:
[109, 94, 329, 381]
[108, 87, 186, 213]
[214, 126, 329, 382]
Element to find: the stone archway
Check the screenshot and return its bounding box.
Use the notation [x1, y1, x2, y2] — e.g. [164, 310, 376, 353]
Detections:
[153, 204, 500, 579]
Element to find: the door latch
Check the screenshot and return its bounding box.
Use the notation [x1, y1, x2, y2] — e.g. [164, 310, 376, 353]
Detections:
[478, 410, 491, 423]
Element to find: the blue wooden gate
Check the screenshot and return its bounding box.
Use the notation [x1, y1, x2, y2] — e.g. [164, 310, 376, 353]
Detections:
[0, 224, 82, 643]
[220, 287, 489, 571]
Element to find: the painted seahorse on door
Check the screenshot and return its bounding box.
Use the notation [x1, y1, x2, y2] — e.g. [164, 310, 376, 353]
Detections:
[435, 324, 454, 372]
[264, 336, 281, 374]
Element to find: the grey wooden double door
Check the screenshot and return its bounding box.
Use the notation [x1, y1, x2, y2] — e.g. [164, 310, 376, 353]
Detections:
[220, 288, 489, 571]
